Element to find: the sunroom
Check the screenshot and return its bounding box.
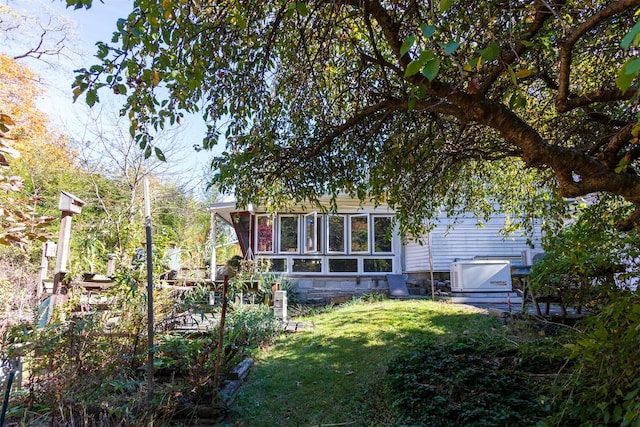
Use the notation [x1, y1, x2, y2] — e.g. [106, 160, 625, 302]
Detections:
[209, 197, 402, 301]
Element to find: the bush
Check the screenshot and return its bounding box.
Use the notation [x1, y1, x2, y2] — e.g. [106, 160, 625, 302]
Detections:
[4, 272, 280, 426]
[548, 295, 640, 426]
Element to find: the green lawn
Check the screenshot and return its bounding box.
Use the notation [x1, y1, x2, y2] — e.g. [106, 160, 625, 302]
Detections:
[227, 299, 504, 426]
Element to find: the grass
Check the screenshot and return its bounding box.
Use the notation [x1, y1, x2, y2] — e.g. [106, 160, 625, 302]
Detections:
[226, 299, 506, 426]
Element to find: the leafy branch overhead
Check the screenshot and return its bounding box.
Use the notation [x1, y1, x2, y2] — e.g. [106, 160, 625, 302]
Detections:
[71, 0, 640, 234]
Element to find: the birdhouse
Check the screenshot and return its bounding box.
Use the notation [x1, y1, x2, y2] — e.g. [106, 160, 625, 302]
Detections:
[58, 191, 86, 214]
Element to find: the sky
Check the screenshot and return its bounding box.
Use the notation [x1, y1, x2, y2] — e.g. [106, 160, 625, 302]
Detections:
[2, 0, 217, 198]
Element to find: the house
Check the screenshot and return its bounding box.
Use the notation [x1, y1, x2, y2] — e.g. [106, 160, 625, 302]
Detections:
[208, 196, 542, 302]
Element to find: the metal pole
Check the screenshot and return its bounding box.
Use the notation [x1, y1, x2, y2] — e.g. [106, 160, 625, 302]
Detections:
[143, 178, 154, 408]
[0, 359, 17, 426]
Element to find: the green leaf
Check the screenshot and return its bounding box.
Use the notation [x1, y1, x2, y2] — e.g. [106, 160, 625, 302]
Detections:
[408, 97, 416, 112]
[480, 42, 500, 61]
[442, 40, 460, 55]
[615, 156, 630, 173]
[622, 57, 640, 75]
[405, 59, 423, 77]
[439, 0, 454, 12]
[421, 24, 436, 39]
[154, 147, 166, 162]
[621, 20, 640, 49]
[144, 145, 152, 159]
[400, 35, 416, 56]
[507, 64, 517, 86]
[421, 58, 440, 81]
[85, 89, 98, 107]
[617, 59, 639, 91]
[295, 1, 309, 16]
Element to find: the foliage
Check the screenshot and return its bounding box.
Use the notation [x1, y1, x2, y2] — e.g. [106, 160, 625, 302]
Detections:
[70, 0, 640, 237]
[548, 295, 640, 426]
[3, 267, 279, 426]
[0, 55, 55, 248]
[385, 336, 552, 426]
[530, 195, 640, 309]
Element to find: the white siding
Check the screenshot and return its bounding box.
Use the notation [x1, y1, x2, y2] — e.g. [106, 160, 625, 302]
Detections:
[404, 214, 542, 273]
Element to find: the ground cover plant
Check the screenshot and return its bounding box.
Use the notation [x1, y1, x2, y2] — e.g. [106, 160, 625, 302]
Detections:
[228, 298, 564, 426]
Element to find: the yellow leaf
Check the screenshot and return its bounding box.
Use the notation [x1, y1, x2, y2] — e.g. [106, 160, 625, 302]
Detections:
[152, 70, 160, 87]
[515, 68, 533, 79]
[0, 113, 15, 126]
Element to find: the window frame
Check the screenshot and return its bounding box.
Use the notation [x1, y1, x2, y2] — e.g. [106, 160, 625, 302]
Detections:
[278, 214, 300, 253]
[327, 214, 346, 254]
[372, 215, 394, 254]
[255, 214, 275, 254]
[349, 214, 370, 254]
[303, 212, 319, 254]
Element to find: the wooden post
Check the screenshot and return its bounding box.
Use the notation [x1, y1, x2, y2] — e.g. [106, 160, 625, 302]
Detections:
[213, 275, 229, 398]
[52, 192, 85, 299]
[209, 210, 217, 281]
[106, 254, 117, 277]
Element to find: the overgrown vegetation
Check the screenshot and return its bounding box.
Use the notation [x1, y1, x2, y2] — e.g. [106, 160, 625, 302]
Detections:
[2, 269, 279, 426]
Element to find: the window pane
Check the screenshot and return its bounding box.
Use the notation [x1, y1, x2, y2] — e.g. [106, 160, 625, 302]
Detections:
[364, 258, 393, 272]
[373, 216, 392, 253]
[304, 212, 317, 253]
[267, 258, 286, 272]
[350, 215, 369, 252]
[328, 258, 358, 272]
[328, 215, 345, 252]
[280, 216, 299, 252]
[257, 215, 273, 252]
[292, 258, 322, 273]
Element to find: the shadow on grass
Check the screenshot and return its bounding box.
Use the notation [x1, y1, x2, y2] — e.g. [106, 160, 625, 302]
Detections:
[225, 301, 502, 427]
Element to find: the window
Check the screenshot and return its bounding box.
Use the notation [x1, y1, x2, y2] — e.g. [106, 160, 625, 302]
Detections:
[364, 258, 393, 272]
[373, 216, 393, 253]
[304, 212, 318, 253]
[266, 258, 286, 272]
[292, 258, 322, 273]
[350, 215, 369, 253]
[328, 258, 358, 273]
[256, 215, 274, 253]
[327, 215, 345, 253]
[279, 215, 299, 253]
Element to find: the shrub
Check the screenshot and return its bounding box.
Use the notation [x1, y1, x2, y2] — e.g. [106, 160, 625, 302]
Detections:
[548, 295, 640, 426]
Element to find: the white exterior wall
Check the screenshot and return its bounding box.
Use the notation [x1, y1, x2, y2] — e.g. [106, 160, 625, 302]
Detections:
[404, 213, 543, 273]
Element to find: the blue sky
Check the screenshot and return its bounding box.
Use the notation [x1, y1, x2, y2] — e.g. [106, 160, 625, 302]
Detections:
[3, 0, 216, 196]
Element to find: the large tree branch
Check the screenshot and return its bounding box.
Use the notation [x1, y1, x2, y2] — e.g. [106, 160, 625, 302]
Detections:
[478, 0, 560, 94]
[556, 0, 640, 112]
[560, 88, 638, 113]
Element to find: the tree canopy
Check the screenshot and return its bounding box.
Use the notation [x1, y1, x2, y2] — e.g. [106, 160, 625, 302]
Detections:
[71, 0, 640, 235]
